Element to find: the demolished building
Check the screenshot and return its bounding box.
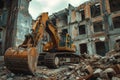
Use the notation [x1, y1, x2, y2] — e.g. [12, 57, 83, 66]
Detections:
[0, 0, 32, 55]
[0, 0, 119, 80]
[49, 0, 120, 56]
[0, 0, 120, 57]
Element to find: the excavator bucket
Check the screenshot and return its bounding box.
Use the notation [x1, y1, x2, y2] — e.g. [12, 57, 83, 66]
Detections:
[4, 47, 38, 74]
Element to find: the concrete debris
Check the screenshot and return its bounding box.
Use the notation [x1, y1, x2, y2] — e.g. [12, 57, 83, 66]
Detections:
[0, 51, 120, 80]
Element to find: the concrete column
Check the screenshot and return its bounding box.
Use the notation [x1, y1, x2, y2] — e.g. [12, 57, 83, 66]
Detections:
[85, 3, 91, 19]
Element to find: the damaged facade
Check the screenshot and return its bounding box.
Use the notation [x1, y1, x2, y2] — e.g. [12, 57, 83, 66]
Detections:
[0, 0, 32, 55]
[0, 0, 8, 55]
[0, 0, 119, 57]
[49, 0, 120, 56]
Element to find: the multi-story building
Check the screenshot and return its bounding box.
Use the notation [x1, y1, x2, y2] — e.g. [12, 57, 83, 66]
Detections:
[49, 0, 120, 56]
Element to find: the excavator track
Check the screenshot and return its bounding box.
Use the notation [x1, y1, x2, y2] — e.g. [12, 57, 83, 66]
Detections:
[4, 47, 38, 74]
[44, 53, 58, 68]
[38, 53, 46, 65]
[38, 52, 80, 68]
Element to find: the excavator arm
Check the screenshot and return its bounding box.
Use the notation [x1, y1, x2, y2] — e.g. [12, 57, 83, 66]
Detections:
[4, 13, 49, 74]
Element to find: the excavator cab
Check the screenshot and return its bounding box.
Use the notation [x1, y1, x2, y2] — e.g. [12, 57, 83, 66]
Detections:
[59, 31, 72, 48]
[66, 33, 72, 48]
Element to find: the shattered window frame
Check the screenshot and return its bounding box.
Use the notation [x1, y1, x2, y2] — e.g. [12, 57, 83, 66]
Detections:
[95, 41, 107, 56]
[109, 0, 120, 12]
[90, 2, 101, 18]
[79, 43, 88, 54]
[79, 9, 85, 21]
[112, 16, 120, 29]
[78, 25, 86, 35]
[93, 21, 104, 32]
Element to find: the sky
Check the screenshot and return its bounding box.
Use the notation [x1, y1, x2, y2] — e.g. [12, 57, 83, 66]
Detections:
[29, 0, 89, 20]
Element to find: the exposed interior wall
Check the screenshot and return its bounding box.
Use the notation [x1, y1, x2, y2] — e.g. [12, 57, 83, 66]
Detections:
[71, 25, 78, 40]
[109, 35, 120, 50]
[87, 41, 96, 55]
[56, 15, 67, 27]
[15, 0, 32, 46]
[71, 10, 76, 22]
[76, 11, 81, 21]
[16, 13, 32, 46]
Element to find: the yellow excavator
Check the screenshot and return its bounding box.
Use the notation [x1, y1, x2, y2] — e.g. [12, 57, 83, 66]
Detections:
[4, 12, 80, 74]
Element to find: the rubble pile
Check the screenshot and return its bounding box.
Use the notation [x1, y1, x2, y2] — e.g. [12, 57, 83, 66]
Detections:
[65, 52, 120, 80]
[0, 52, 120, 80]
[52, 51, 120, 80]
